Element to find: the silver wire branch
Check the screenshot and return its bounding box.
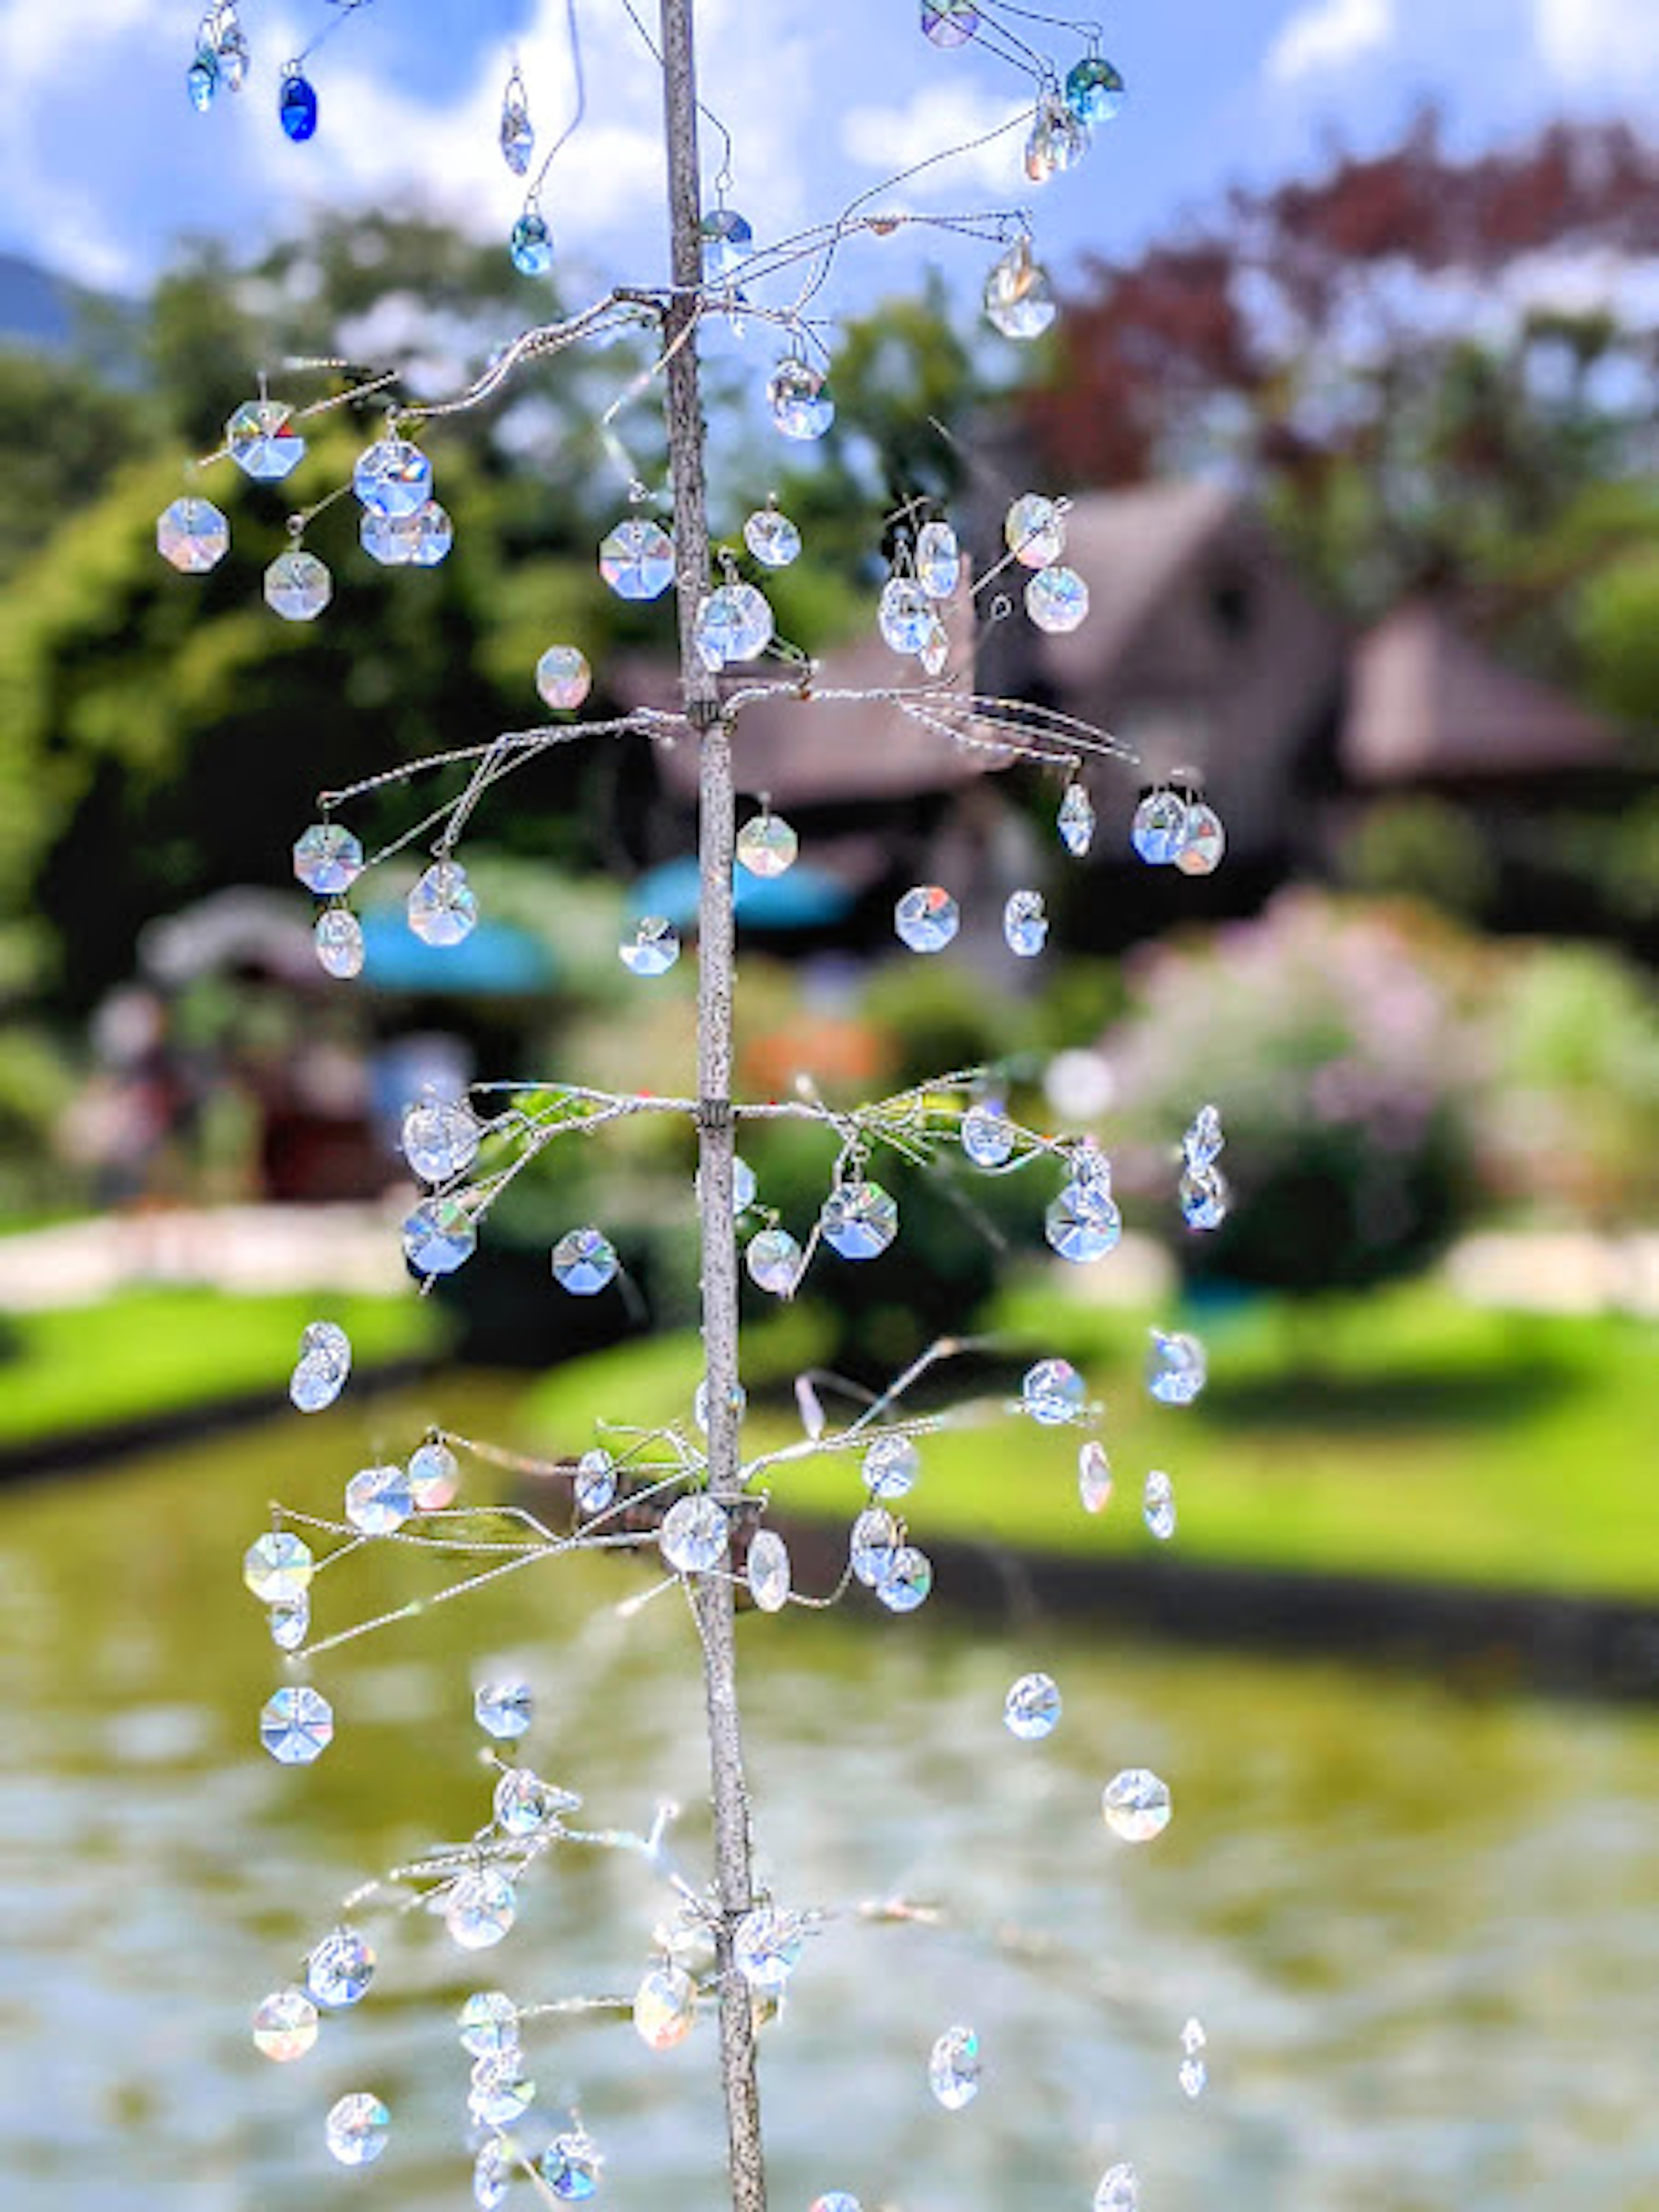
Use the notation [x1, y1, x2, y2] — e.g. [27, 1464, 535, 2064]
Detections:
[525, 0, 588, 205]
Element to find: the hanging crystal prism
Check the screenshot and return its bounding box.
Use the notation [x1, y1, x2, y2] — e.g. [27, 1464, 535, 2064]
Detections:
[1066, 55, 1127, 125]
[407, 1439, 461, 1510]
[1143, 1468, 1176, 1541]
[360, 509, 420, 565]
[305, 1926, 375, 2008]
[695, 581, 775, 669]
[215, 8, 250, 93]
[1004, 890, 1048, 957]
[540, 2133, 602, 2201]
[325, 2093, 389, 2168]
[401, 1195, 477, 1274]
[961, 1101, 1016, 1166]
[475, 1679, 533, 1738]
[878, 575, 934, 655]
[494, 1766, 575, 1833]
[458, 1991, 521, 2057]
[736, 810, 798, 877]
[928, 2025, 981, 2108]
[552, 1227, 619, 1295]
[1180, 1166, 1229, 1230]
[289, 1318, 351, 1411]
[1131, 789, 1190, 864]
[746, 1528, 792, 1612]
[187, 43, 218, 111]
[734, 1905, 806, 1990]
[1022, 1357, 1086, 1425]
[1102, 1767, 1172, 1841]
[226, 398, 305, 480]
[819, 1179, 899, 1260]
[700, 206, 754, 282]
[243, 1530, 314, 1602]
[634, 1963, 697, 2050]
[599, 517, 676, 599]
[1004, 1671, 1062, 1738]
[876, 1545, 933, 1611]
[746, 1228, 802, 1296]
[743, 505, 801, 568]
[314, 909, 364, 979]
[862, 1434, 918, 1499]
[768, 359, 835, 440]
[408, 858, 478, 946]
[1184, 1103, 1224, 1170]
[1024, 94, 1089, 183]
[620, 916, 680, 976]
[1027, 564, 1090, 633]
[984, 235, 1058, 340]
[1057, 780, 1095, 856]
[353, 435, 432, 518]
[445, 1868, 517, 1950]
[1046, 1181, 1122, 1262]
[252, 1988, 317, 2062]
[1175, 800, 1227, 875]
[1078, 1437, 1112, 1513]
[264, 550, 331, 622]
[536, 644, 592, 709]
[1147, 1327, 1207, 1404]
[260, 1684, 334, 1764]
[293, 822, 363, 895]
[660, 1494, 728, 1573]
[894, 885, 960, 952]
[470, 2055, 534, 2126]
[1005, 493, 1065, 567]
[920, 616, 951, 676]
[1095, 2164, 1140, 2212]
[499, 63, 534, 175]
[278, 66, 318, 143]
[849, 1506, 899, 1587]
[915, 520, 961, 598]
[344, 1462, 414, 1535]
[156, 496, 229, 573]
[921, 0, 980, 46]
[509, 209, 554, 274]
[411, 501, 453, 565]
[401, 1095, 480, 1185]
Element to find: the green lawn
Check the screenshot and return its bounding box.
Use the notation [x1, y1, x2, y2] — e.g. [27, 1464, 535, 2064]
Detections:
[0, 1287, 444, 1452]
[523, 1279, 1658, 1601]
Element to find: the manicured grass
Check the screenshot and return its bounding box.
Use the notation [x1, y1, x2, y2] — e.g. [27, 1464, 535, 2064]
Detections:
[523, 1278, 1658, 1601]
[0, 1287, 445, 1451]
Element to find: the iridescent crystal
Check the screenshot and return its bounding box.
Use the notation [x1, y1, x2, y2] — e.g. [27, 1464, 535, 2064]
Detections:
[661, 1494, 728, 1573]
[445, 1867, 517, 1949]
[1004, 1671, 1062, 1739]
[1182, 2015, 1206, 2053]
[599, 517, 675, 599]
[736, 811, 798, 877]
[634, 1961, 697, 2049]
[306, 1926, 375, 2008]
[552, 1226, 619, 1295]
[535, 643, 592, 710]
[746, 1227, 801, 1297]
[1026, 563, 1090, 634]
[733, 1904, 804, 1990]
[1025, 95, 1089, 182]
[264, 550, 331, 622]
[983, 236, 1057, 340]
[876, 1545, 933, 1612]
[187, 48, 217, 111]
[1180, 1166, 1229, 1230]
[499, 89, 534, 175]
[700, 206, 754, 282]
[849, 1506, 899, 1588]
[325, 2092, 389, 2167]
[1004, 889, 1049, 957]
[862, 1433, 919, 1500]
[269, 1595, 309, 1651]
[1147, 1328, 1207, 1405]
[1005, 493, 1065, 568]
[353, 436, 432, 518]
[1022, 1356, 1086, 1425]
[1058, 780, 1095, 856]
[540, 2131, 602, 2201]
[1143, 1469, 1176, 1541]
[260, 1684, 334, 1764]
[1175, 800, 1227, 875]
[878, 575, 934, 655]
[315, 909, 364, 979]
[411, 500, 453, 566]
[279, 68, 318, 143]
[1131, 789, 1190, 864]
[458, 1989, 520, 2056]
[253, 1987, 318, 2062]
[1046, 1184, 1123, 1262]
[474, 2138, 512, 2212]
[293, 823, 363, 896]
[402, 1195, 477, 1275]
[360, 508, 421, 565]
[1180, 2053, 1209, 2097]
[1184, 1103, 1224, 1170]
[746, 1529, 791, 1612]
[226, 398, 305, 480]
[743, 506, 801, 568]
[407, 1439, 460, 1511]
[915, 520, 962, 599]
[1102, 1767, 1172, 1841]
[156, 496, 229, 573]
[469, 2053, 534, 2125]
[492, 1770, 564, 1842]
[574, 1447, 617, 1516]
[509, 210, 554, 275]
[244, 1530, 313, 1603]
[928, 2024, 981, 2109]
[768, 358, 835, 440]
[620, 915, 680, 977]
[696, 581, 775, 668]
[732, 1156, 758, 1212]
[1066, 55, 1126, 125]
[475, 1679, 533, 1739]
[895, 884, 959, 952]
[402, 1095, 480, 1184]
[1094, 2163, 1139, 2212]
[289, 1318, 351, 1412]
[961, 1102, 1016, 1168]
[1078, 1438, 1112, 1513]
[820, 1179, 898, 1260]
[921, 0, 980, 45]
[408, 858, 478, 946]
[345, 1461, 413, 1535]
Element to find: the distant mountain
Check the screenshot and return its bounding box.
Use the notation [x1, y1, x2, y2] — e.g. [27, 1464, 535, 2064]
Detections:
[0, 251, 141, 369]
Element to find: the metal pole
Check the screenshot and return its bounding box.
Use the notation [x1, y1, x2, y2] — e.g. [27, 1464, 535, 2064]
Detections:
[656, 4, 768, 2208]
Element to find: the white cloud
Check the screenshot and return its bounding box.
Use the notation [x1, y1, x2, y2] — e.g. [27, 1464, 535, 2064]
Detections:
[1533, 0, 1659, 89]
[841, 82, 1031, 200]
[1265, 0, 1395, 86]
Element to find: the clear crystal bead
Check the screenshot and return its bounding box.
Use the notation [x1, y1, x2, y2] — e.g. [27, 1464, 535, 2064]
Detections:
[279, 68, 318, 142]
[1066, 55, 1126, 124]
[1180, 2054, 1208, 2098]
[215, 18, 250, 93]
[448, 1867, 519, 1950]
[1094, 2163, 1139, 2212]
[700, 205, 754, 282]
[574, 1447, 617, 1516]
[1147, 1328, 1207, 1405]
[360, 508, 421, 565]
[1078, 1438, 1112, 1513]
[661, 1494, 728, 1573]
[499, 95, 534, 176]
[768, 358, 834, 439]
[746, 1529, 791, 1612]
[243, 1530, 313, 1602]
[408, 1440, 460, 1511]
[1102, 1767, 1172, 1841]
[269, 1594, 309, 1651]
[1184, 1103, 1224, 1170]
[494, 1764, 575, 1835]
[402, 1095, 480, 1185]
[344, 1462, 413, 1535]
[226, 398, 304, 480]
[1005, 492, 1065, 568]
[1131, 790, 1190, 864]
[598, 517, 675, 599]
[961, 1102, 1016, 1167]
[820, 1179, 898, 1259]
[1180, 1166, 1229, 1230]
[1143, 1469, 1176, 1541]
[1046, 1184, 1123, 1262]
[849, 1506, 899, 1587]
[915, 520, 962, 598]
[509, 210, 554, 275]
[928, 2024, 981, 2108]
[921, 0, 980, 45]
[894, 884, 960, 952]
[746, 1227, 801, 1296]
[634, 1961, 696, 2049]
[325, 2092, 389, 2168]
[862, 1433, 919, 1500]
[744, 507, 800, 568]
[1058, 781, 1096, 856]
[475, 1679, 533, 1738]
[474, 2138, 512, 2212]
[305, 1926, 375, 2008]
[919, 615, 951, 675]
[1175, 800, 1227, 875]
[620, 915, 680, 977]
[552, 1226, 619, 1295]
[1182, 2015, 1207, 2053]
[408, 858, 478, 946]
[314, 909, 364, 979]
[411, 500, 453, 565]
[876, 1544, 933, 1612]
[1004, 889, 1049, 956]
[733, 1156, 758, 1211]
[733, 1905, 804, 1990]
[696, 581, 774, 669]
[1025, 95, 1090, 182]
[353, 436, 432, 519]
[469, 2052, 534, 2125]
[252, 1987, 318, 2062]
[293, 823, 363, 895]
[1027, 563, 1090, 633]
[264, 550, 331, 622]
[458, 1989, 520, 2056]
[878, 575, 934, 655]
[1004, 1672, 1062, 1739]
[1022, 1356, 1086, 1425]
[402, 1195, 476, 1275]
[289, 1318, 351, 1411]
[540, 2131, 602, 2201]
[187, 48, 217, 111]
[156, 495, 229, 573]
[260, 1684, 334, 1764]
[534, 642, 592, 710]
[737, 812, 798, 877]
[983, 237, 1057, 340]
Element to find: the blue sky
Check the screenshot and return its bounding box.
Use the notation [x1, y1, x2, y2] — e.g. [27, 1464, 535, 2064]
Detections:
[4, 0, 1655, 312]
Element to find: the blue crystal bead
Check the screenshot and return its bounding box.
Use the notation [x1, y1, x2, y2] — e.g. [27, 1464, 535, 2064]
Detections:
[552, 1226, 619, 1295]
[187, 50, 218, 113]
[279, 70, 317, 142]
[475, 1679, 534, 1739]
[1065, 56, 1126, 126]
[1147, 1328, 1207, 1404]
[540, 2133, 602, 2202]
[510, 210, 554, 275]
[353, 437, 432, 518]
[700, 206, 754, 283]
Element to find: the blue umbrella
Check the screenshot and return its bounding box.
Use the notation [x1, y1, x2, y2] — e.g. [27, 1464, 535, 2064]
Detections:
[357, 910, 556, 994]
[629, 856, 854, 932]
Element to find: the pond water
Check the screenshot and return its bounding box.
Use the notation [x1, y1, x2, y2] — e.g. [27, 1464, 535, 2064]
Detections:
[0, 1376, 1653, 2212]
